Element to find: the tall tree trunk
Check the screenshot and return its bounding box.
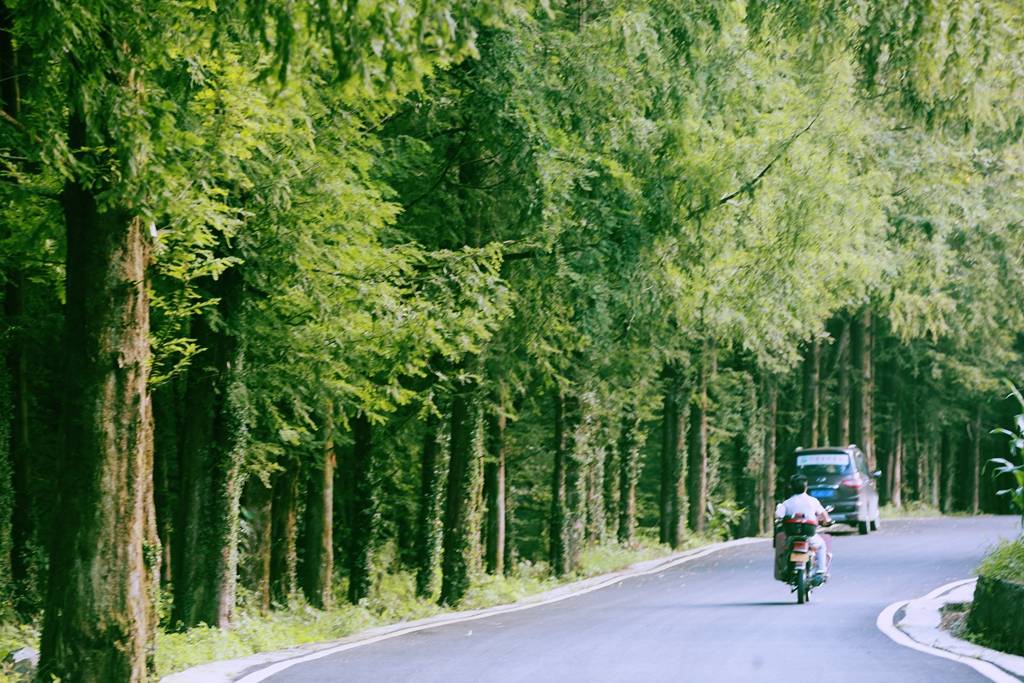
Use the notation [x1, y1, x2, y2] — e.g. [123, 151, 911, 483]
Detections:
[660, 363, 687, 547]
[603, 434, 619, 542]
[172, 271, 248, 628]
[5, 275, 33, 617]
[564, 396, 585, 570]
[484, 409, 506, 575]
[888, 395, 903, 508]
[909, 409, 925, 505]
[969, 405, 982, 515]
[928, 428, 941, 508]
[836, 318, 851, 445]
[940, 429, 956, 513]
[0, 288, 12, 609]
[439, 379, 477, 605]
[740, 376, 762, 536]
[243, 478, 273, 614]
[550, 390, 569, 576]
[585, 444, 605, 544]
[618, 411, 640, 546]
[269, 461, 299, 606]
[761, 380, 778, 533]
[415, 413, 443, 597]
[39, 108, 158, 682]
[801, 339, 821, 447]
[688, 347, 711, 533]
[852, 309, 875, 468]
[347, 413, 375, 604]
[152, 384, 178, 587]
[302, 405, 335, 609]
[1, 7, 35, 621]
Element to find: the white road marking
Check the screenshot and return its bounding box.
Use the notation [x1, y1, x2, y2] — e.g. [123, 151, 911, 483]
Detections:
[876, 579, 1019, 683]
[234, 537, 767, 683]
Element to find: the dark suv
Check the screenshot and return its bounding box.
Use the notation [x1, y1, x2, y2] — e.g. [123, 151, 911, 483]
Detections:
[794, 446, 881, 535]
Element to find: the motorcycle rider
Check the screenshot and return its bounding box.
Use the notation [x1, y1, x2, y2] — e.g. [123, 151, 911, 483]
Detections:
[775, 473, 832, 583]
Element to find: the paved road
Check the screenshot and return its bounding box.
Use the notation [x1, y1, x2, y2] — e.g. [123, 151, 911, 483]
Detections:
[265, 516, 1019, 683]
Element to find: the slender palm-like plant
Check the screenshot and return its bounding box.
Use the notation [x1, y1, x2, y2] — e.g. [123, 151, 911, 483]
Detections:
[991, 383, 1024, 528]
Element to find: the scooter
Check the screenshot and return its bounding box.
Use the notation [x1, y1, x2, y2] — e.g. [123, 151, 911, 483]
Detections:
[773, 508, 834, 604]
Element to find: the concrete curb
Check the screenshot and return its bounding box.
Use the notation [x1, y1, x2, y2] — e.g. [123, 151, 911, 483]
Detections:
[162, 536, 766, 683]
[877, 578, 1024, 683]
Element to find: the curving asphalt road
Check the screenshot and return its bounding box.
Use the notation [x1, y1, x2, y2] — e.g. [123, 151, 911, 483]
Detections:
[263, 516, 1019, 683]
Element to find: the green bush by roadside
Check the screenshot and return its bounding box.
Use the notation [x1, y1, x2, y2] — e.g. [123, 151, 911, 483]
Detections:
[977, 538, 1024, 584]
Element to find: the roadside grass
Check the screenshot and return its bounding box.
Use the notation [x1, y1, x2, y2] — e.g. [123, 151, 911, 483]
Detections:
[154, 534, 701, 680]
[880, 501, 946, 518]
[977, 537, 1024, 583]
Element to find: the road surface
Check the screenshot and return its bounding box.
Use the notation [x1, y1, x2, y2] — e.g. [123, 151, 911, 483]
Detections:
[264, 516, 1018, 683]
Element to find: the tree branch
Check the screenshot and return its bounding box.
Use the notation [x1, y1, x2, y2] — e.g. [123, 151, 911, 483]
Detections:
[686, 110, 822, 222]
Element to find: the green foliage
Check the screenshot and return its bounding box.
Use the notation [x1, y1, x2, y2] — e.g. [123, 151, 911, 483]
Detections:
[4, 0, 1024, 676]
[977, 539, 1024, 584]
[991, 384, 1024, 524]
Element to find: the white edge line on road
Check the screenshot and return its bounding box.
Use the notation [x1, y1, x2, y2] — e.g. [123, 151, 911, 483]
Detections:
[876, 585, 1018, 683]
[234, 536, 766, 683]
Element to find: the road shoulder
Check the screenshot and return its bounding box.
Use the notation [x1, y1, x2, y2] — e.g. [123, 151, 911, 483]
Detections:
[877, 578, 1024, 683]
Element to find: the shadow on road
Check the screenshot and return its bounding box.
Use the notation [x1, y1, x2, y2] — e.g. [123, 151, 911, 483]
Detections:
[678, 601, 799, 608]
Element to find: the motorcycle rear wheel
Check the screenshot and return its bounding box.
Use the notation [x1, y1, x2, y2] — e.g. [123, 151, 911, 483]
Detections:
[796, 568, 807, 604]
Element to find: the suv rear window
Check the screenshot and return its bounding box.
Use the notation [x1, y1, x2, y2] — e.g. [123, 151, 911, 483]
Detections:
[796, 453, 852, 476]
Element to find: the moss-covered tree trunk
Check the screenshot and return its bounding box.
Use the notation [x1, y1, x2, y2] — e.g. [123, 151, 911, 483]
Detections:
[152, 383, 179, 587]
[347, 412, 375, 604]
[242, 477, 273, 614]
[969, 405, 982, 515]
[1, 15, 36, 620]
[885, 368, 904, 508]
[564, 396, 585, 570]
[0, 287, 12, 608]
[603, 433, 619, 542]
[550, 390, 569, 576]
[688, 347, 711, 533]
[172, 271, 248, 629]
[415, 412, 443, 597]
[836, 317, 851, 445]
[852, 308, 875, 467]
[584, 442, 606, 544]
[484, 408, 506, 575]
[761, 379, 778, 533]
[39, 108, 158, 682]
[439, 379, 477, 605]
[270, 460, 299, 606]
[302, 406, 335, 609]
[940, 429, 956, 513]
[617, 412, 641, 545]
[659, 363, 687, 547]
[801, 339, 821, 447]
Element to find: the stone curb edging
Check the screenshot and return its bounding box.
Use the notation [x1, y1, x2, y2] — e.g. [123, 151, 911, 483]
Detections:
[161, 536, 766, 683]
[879, 578, 1024, 683]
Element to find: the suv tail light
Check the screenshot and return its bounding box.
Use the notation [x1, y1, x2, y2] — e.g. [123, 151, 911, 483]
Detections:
[841, 477, 863, 490]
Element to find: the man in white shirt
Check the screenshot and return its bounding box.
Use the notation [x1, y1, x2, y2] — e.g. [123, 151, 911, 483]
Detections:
[775, 474, 832, 581]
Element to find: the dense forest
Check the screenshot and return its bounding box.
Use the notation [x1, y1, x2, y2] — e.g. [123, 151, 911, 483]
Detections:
[1, 0, 1023, 680]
